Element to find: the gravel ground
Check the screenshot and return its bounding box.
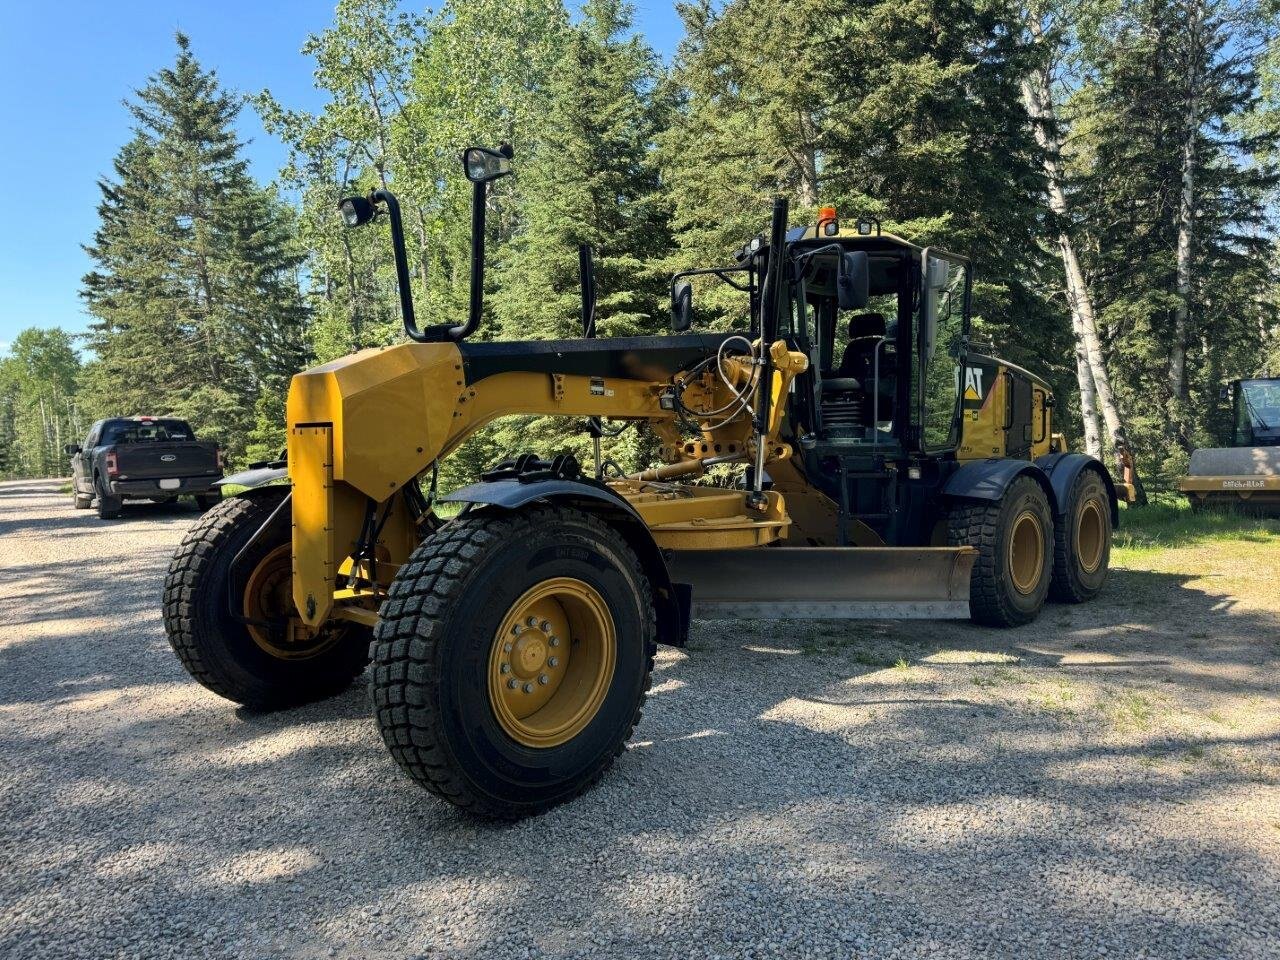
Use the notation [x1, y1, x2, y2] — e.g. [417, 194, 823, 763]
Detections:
[1, 476, 1278, 960]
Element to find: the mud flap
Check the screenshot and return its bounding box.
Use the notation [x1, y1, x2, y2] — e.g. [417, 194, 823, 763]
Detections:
[666, 547, 978, 620]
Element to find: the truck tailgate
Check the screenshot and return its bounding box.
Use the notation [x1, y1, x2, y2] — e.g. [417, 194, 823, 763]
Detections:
[114, 442, 220, 479]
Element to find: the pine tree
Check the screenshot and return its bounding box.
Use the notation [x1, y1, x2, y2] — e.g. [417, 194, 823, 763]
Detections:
[1071, 0, 1277, 483]
[482, 0, 671, 470]
[82, 33, 309, 463]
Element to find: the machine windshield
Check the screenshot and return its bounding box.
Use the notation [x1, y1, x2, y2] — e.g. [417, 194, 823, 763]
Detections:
[1236, 378, 1280, 444]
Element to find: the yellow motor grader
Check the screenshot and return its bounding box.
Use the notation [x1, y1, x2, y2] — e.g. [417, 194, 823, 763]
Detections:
[163, 145, 1124, 817]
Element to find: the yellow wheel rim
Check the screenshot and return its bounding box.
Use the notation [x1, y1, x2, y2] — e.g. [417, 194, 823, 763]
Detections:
[1008, 510, 1045, 595]
[488, 577, 616, 749]
[1076, 498, 1106, 574]
[243, 544, 340, 660]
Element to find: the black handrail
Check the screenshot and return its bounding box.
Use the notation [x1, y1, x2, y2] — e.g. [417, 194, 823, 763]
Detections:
[371, 173, 494, 343]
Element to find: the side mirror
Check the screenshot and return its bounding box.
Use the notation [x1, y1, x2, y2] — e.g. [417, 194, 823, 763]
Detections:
[837, 251, 869, 310]
[463, 144, 514, 184]
[338, 195, 375, 228]
[65, 443, 81, 456]
[671, 281, 693, 332]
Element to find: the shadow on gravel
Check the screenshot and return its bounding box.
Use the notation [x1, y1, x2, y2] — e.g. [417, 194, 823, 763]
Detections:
[2, 478, 1277, 959]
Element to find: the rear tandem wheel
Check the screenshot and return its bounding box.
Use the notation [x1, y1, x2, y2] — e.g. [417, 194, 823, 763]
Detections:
[949, 475, 1055, 627]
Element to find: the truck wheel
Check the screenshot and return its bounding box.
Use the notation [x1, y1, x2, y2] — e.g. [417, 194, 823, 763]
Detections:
[72, 489, 92, 509]
[370, 506, 655, 819]
[95, 475, 122, 519]
[162, 494, 370, 710]
[195, 492, 221, 511]
[1049, 468, 1111, 603]
[949, 475, 1054, 627]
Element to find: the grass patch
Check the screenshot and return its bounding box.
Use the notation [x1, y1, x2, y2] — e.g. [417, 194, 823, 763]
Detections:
[1103, 690, 1160, 731]
[972, 664, 1028, 688]
[1115, 496, 1280, 555]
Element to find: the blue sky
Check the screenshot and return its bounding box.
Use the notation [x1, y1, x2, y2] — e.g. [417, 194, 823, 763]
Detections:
[0, 0, 682, 353]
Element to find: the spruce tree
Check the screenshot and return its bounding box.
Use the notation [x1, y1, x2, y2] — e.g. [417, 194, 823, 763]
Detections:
[1071, 0, 1277, 482]
[482, 0, 671, 470]
[83, 33, 309, 463]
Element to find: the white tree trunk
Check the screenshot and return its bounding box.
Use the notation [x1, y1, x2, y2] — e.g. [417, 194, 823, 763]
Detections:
[1170, 0, 1206, 404]
[1020, 35, 1126, 467]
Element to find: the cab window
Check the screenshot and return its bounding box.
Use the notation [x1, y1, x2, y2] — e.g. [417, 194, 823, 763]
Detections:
[919, 254, 968, 449]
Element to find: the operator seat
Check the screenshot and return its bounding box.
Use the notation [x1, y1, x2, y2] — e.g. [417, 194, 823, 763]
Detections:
[821, 312, 887, 437]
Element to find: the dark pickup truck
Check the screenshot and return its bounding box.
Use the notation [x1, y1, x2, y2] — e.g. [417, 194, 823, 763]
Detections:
[66, 417, 223, 519]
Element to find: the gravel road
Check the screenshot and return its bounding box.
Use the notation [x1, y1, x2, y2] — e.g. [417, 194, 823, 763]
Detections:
[1, 476, 1278, 960]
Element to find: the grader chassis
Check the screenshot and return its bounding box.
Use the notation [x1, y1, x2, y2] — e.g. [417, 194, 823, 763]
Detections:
[164, 145, 1126, 817]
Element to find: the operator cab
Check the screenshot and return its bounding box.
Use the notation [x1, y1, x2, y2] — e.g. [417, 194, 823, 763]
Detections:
[776, 221, 972, 457]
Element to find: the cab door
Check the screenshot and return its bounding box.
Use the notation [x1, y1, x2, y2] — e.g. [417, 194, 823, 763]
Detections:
[72, 423, 100, 494]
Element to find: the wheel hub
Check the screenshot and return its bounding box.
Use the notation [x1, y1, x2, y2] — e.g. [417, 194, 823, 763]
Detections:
[1076, 498, 1106, 574]
[243, 544, 342, 660]
[1008, 510, 1045, 595]
[488, 577, 615, 749]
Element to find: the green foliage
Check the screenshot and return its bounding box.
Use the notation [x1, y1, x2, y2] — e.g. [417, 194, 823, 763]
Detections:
[4, 0, 1275, 498]
[80, 33, 309, 465]
[0, 328, 84, 478]
[1068, 0, 1279, 487]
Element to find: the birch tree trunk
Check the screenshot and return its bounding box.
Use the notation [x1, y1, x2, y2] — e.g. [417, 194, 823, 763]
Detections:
[1072, 310, 1103, 458]
[1170, 0, 1205, 411]
[1021, 25, 1133, 476]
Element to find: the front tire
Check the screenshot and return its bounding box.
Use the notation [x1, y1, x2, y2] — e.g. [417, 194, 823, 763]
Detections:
[72, 489, 92, 509]
[1049, 468, 1112, 603]
[950, 475, 1054, 627]
[370, 506, 655, 819]
[162, 494, 369, 709]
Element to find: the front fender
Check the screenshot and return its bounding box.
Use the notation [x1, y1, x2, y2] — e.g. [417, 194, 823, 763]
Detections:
[1035, 452, 1119, 525]
[215, 464, 288, 489]
[942, 458, 1058, 515]
[441, 478, 690, 648]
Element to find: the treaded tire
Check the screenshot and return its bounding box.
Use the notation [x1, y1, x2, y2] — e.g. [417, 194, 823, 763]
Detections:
[949, 475, 1054, 627]
[162, 493, 370, 710]
[95, 475, 122, 519]
[369, 505, 655, 820]
[73, 490, 92, 509]
[1049, 468, 1111, 603]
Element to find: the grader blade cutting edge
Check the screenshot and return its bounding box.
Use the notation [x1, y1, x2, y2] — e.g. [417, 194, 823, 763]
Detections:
[667, 547, 978, 620]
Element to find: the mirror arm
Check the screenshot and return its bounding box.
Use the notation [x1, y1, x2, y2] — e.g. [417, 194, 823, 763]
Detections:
[371, 189, 426, 343]
[579, 244, 597, 338]
[669, 264, 752, 293]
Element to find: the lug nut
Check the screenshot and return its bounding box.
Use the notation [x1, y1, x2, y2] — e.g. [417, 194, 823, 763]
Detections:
[538, 674, 549, 685]
[539, 620, 552, 632]
[547, 657, 559, 668]
[523, 682, 534, 694]
[548, 636, 560, 647]
[512, 625, 522, 636]
[500, 663, 510, 674]
[503, 642, 513, 653]
[507, 678, 518, 689]
[527, 616, 539, 627]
